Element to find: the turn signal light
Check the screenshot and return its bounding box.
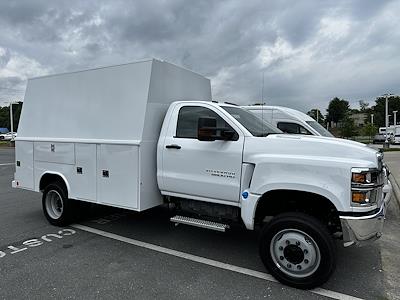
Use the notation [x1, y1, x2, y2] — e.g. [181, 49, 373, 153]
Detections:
[352, 192, 369, 204]
[352, 173, 367, 184]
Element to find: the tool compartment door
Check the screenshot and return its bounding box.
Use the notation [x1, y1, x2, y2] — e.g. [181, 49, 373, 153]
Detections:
[14, 141, 34, 190]
[97, 144, 139, 210]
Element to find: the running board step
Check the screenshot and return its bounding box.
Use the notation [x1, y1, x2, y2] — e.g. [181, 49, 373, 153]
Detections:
[170, 215, 230, 232]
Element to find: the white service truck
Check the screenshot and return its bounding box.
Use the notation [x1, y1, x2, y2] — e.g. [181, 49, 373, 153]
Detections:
[13, 59, 392, 289]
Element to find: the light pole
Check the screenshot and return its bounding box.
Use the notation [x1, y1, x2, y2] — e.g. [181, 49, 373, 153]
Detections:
[393, 110, 398, 126]
[383, 93, 393, 148]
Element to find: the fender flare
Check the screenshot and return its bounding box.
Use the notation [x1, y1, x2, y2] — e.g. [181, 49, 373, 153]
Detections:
[38, 171, 71, 196]
[241, 185, 342, 230]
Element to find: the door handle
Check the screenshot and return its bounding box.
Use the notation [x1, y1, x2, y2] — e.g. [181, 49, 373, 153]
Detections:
[165, 144, 181, 149]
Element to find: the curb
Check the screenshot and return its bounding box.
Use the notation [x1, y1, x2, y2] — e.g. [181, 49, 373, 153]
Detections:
[389, 174, 400, 209]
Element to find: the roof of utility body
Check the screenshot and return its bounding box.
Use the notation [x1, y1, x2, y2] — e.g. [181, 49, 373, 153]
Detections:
[242, 105, 315, 122]
[18, 59, 211, 142]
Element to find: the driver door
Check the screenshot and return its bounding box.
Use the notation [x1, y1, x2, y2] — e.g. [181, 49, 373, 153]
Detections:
[161, 104, 244, 204]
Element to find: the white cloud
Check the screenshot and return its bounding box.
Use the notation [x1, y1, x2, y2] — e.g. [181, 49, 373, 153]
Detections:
[0, 0, 399, 113]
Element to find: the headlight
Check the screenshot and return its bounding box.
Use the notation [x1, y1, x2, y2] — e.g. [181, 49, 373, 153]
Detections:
[352, 172, 371, 184]
[351, 167, 382, 207]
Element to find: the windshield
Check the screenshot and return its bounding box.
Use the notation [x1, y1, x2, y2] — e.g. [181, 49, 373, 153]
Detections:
[221, 106, 282, 137]
[305, 121, 333, 137]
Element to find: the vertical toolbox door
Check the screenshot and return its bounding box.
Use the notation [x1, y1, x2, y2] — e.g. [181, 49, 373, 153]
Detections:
[97, 144, 139, 209]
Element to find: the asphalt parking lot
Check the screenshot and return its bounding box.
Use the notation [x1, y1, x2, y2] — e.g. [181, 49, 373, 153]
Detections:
[1, 147, 400, 300]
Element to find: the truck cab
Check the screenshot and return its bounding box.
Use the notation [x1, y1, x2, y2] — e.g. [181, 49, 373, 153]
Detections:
[158, 101, 392, 288]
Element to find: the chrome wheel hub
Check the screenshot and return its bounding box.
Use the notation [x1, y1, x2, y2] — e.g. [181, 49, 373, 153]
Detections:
[270, 229, 321, 278]
[45, 190, 64, 220]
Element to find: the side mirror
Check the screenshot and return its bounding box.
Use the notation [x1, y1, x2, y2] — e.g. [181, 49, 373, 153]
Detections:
[221, 129, 238, 140]
[198, 117, 217, 141]
[198, 117, 239, 141]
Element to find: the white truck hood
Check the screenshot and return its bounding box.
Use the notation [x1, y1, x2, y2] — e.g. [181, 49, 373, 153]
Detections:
[244, 134, 379, 167]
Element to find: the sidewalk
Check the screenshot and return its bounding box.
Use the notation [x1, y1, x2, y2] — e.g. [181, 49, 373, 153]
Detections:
[384, 152, 400, 208]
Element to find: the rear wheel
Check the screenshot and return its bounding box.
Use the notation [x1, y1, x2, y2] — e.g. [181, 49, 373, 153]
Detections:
[42, 181, 74, 226]
[259, 212, 336, 289]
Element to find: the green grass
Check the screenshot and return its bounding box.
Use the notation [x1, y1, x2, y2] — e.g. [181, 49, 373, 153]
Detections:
[0, 141, 12, 147]
[382, 147, 400, 152]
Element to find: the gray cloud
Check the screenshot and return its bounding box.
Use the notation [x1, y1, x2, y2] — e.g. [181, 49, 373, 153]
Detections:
[0, 0, 399, 112]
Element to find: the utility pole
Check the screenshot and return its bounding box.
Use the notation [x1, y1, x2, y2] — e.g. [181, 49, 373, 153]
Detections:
[393, 110, 398, 126]
[10, 102, 14, 134]
[382, 93, 393, 148]
[371, 114, 374, 125]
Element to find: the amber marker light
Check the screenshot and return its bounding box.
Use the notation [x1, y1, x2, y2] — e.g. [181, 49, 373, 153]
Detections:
[352, 192, 368, 204]
[352, 173, 367, 184]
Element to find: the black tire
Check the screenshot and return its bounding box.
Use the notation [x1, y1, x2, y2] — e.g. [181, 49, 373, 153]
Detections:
[42, 181, 74, 226]
[259, 212, 336, 289]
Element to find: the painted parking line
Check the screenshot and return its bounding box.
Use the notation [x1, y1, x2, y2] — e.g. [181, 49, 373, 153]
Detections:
[72, 224, 363, 300]
[0, 163, 14, 166]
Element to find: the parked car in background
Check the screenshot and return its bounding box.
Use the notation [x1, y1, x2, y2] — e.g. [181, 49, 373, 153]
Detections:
[373, 134, 385, 144]
[242, 105, 334, 137]
[0, 132, 17, 141]
[373, 133, 391, 144]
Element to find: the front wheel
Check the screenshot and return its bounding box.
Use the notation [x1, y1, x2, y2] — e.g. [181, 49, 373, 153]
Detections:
[259, 212, 336, 289]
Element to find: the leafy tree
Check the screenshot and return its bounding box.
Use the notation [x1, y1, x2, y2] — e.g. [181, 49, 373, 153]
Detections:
[326, 97, 350, 126]
[362, 123, 377, 137]
[0, 102, 23, 131]
[307, 109, 325, 125]
[371, 95, 400, 127]
[359, 100, 369, 112]
[340, 116, 356, 138]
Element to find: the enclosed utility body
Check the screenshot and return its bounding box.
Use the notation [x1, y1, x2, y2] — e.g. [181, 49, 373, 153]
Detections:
[13, 59, 211, 211]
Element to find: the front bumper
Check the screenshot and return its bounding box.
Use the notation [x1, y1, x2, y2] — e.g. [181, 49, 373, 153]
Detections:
[340, 180, 392, 247]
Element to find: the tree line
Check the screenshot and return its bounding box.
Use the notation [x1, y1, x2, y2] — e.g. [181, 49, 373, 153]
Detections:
[0, 102, 23, 131]
[307, 96, 400, 137]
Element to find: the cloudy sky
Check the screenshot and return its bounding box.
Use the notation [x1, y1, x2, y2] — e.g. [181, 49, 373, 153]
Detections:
[0, 0, 399, 113]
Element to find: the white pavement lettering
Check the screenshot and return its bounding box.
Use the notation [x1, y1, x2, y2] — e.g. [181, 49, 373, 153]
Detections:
[23, 239, 44, 247]
[41, 234, 62, 242]
[0, 228, 76, 259]
[7, 246, 28, 254]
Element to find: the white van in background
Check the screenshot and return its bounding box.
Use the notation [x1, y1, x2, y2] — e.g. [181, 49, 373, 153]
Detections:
[393, 126, 400, 144]
[242, 105, 334, 137]
[379, 127, 395, 143]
